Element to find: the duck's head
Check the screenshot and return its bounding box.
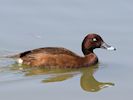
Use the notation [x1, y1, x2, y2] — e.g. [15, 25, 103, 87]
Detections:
[82, 33, 116, 55]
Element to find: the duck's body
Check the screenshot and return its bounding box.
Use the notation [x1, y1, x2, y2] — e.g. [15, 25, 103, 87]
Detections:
[14, 47, 98, 68]
[10, 34, 116, 68]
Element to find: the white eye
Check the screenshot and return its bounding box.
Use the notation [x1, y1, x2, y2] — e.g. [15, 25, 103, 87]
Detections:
[92, 38, 97, 42]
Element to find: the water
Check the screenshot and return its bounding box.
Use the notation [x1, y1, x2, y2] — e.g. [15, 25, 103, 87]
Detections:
[0, 0, 133, 100]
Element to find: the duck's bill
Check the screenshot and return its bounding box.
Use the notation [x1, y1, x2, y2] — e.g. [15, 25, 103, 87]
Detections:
[101, 42, 116, 51]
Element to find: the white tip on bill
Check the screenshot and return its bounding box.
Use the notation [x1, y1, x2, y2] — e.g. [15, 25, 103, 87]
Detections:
[107, 46, 116, 50]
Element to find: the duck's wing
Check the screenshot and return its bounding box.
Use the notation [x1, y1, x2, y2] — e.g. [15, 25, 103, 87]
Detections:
[10, 47, 79, 58]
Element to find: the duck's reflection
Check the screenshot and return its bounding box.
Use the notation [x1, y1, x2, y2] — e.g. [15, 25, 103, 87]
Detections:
[12, 64, 114, 92]
[80, 66, 114, 92]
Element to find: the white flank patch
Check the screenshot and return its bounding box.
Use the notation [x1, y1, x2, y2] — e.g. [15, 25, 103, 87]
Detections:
[17, 58, 23, 64]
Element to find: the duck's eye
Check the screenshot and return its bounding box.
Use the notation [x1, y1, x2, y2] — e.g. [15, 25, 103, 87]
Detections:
[92, 38, 97, 42]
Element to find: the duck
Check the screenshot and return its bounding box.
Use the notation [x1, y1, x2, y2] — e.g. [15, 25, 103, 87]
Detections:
[10, 33, 116, 68]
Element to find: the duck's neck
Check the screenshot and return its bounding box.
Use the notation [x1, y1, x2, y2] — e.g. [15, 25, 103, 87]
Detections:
[82, 43, 98, 66]
[82, 47, 94, 55]
[82, 40, 95, 55]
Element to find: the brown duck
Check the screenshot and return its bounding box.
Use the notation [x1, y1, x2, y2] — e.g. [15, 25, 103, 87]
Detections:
[10, 33, 116, 68]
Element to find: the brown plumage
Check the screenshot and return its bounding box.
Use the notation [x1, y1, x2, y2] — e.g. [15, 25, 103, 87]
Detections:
[10, 33, 116, 68]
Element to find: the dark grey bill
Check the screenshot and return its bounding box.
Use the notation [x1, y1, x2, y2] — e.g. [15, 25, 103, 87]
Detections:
[101, 42, 116, 50]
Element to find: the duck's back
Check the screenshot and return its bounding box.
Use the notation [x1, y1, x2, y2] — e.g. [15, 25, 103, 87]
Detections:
[18, 47, 79, 58]
[11, 47, 83, 68]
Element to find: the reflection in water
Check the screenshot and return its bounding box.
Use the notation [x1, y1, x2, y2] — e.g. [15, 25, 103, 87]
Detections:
[80, 66, 114, 92]
[11, 64, 114, 92]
